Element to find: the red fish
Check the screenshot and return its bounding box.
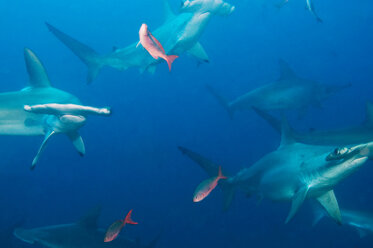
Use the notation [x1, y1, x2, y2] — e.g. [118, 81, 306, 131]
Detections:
[104, 209, 138, 242]
[137, 23, 178, 71]
[193, 166, 227, 202]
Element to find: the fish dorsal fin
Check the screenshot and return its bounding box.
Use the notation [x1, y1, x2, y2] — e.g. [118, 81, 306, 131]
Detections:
[278, 59, 298, 80]
[280, 115, 296, 148]
[316, 190, 342, 225]
[24, 48, 51, 88]
[78, 206, 101, 230]
[163, 0, 176, 22]
[365, 102, 373, 126]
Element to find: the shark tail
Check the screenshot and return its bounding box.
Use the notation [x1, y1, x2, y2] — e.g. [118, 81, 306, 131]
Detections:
[178, 146, 236, 210]
[206, 84, 234, 119]
[45, 22, 104, 84]
[166, 55, 178, 71]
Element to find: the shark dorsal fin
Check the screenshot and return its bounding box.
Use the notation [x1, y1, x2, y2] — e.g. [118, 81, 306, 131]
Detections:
[78, 206, 101, 230]
[163, 0, 176, 22]
[24, 48, 51, 88]
[280, 115, 296, 147]
[279, 59, 298, 80]
[365, 101, 373, 126]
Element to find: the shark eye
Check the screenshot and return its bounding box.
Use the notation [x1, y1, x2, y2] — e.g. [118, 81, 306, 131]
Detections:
[333, 148, 340, 155]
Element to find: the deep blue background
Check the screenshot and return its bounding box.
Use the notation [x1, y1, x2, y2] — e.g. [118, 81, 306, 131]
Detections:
[0, 0, 373, 247]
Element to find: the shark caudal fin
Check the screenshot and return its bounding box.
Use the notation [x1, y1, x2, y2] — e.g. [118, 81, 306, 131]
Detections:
[206, 84, 234, 119]
[45, 22, 103, 84]
[178, 146, 235, 210]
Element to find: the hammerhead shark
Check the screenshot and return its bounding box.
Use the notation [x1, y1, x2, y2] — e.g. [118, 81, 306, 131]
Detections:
[14, 207, 159, 248]
[314, 207, 373, 238]
[46, 0, 235, 83]
[0, 48, 111, 169]
[253, 104, 373, 146]
[207, 60, 350, 118]
[276, 0, 323, 22]
[178, 122, 373, 224]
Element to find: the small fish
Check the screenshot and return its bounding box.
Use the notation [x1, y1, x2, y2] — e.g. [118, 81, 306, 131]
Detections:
[104, 209, 138, 242]
[193, 166, 227, 202]
[137, 23, 178, 71]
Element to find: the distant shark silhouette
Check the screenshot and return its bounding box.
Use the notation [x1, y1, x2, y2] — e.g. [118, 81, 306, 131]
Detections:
[179, 121, 373, 224]
[0, 218, 26, 248]
[314, 207, 373, 238]
[14, 207, 159, 248]
[253, 103, 373, 146]
[46, 0, 235, 83]
[276, 0, 323, 22]
[206, 60, 350, 118]
[0, 48, 111, 169]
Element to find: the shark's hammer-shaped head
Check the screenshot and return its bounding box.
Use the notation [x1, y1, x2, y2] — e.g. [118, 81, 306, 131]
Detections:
[320, 142, 372, 187]
[180, 0, 235, 16]
[24, 103, 111, 170]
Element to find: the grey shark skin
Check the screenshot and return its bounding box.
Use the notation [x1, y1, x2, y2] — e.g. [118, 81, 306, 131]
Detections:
[14, 208, 158, 248]
[314, 208, 373, 238]
[46, 0, 234, 83]
[207, 60, 350, 118]
[253, 103, 373, 146]
[0, 48, 111, 169]
[178, 125, 373, 224]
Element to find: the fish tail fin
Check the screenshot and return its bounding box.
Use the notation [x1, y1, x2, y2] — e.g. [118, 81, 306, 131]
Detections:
[124, 209, 138, 225]
[166, 55, 178, 71]
[206, 84, 234, 119]
[178, 146, 236, 210]
[218, 166, 227, 179]
[45, 22, 104, 84]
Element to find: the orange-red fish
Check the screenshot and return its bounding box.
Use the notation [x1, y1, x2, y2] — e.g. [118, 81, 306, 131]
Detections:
[104, 209, 138, 242]
[137, 23, 178, 71]
[193, 166, 227, 202]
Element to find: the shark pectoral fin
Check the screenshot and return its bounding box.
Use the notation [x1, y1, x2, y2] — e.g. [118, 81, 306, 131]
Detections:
[188, 42, 209, 63]
[316, 190, 342, 225]
[32, 130, 56, 170]
[67, 131, 85, 156]
[356, 227, 368, 238]
[285, 186, 309, 224]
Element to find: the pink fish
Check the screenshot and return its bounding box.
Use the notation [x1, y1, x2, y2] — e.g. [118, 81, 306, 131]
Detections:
[104, 209, 138, 242]
[137, 23, 178, 71]
[193, 166, 227, 202]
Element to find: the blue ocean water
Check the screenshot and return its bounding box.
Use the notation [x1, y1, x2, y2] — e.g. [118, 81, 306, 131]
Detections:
[0, 0, 373, 247]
